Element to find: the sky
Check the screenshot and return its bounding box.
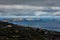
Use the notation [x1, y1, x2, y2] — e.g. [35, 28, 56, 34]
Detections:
[0, 0, 60, 17]
[0, 0, 60, 6]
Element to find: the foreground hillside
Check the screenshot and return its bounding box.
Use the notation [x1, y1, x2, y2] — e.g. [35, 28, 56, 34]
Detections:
[0, 21, 60, 40]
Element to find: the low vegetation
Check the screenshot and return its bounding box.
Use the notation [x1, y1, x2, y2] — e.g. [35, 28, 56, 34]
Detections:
[0, 21, 60, 40]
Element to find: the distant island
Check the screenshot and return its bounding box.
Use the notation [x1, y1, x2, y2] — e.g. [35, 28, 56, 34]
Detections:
[0, 21, 60, 40]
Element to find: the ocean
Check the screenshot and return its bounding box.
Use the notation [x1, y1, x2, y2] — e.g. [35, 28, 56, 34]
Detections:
[0, 17, 60, 32]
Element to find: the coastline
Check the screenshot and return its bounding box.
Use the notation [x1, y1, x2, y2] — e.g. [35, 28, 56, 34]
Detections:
[0, 21, 60, 40]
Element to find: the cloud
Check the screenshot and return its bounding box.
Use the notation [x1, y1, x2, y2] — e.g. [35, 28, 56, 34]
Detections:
[0, 5, 47, 10]
[53, 12, 60, 16]
[0, 5, 60, 10]
[0, 0, 60, 6]
[34, 11, 51, 16]
[0, 5, 60, 16]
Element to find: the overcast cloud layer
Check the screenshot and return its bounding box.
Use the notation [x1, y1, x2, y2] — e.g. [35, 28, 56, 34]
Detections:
[0, 0, 60, 17]
[0, 5, 60, 16]
[0, 0, 60, 6]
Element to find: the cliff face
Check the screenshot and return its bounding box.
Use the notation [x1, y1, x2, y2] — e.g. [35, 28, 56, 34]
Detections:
[0, 21, 60, 40]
